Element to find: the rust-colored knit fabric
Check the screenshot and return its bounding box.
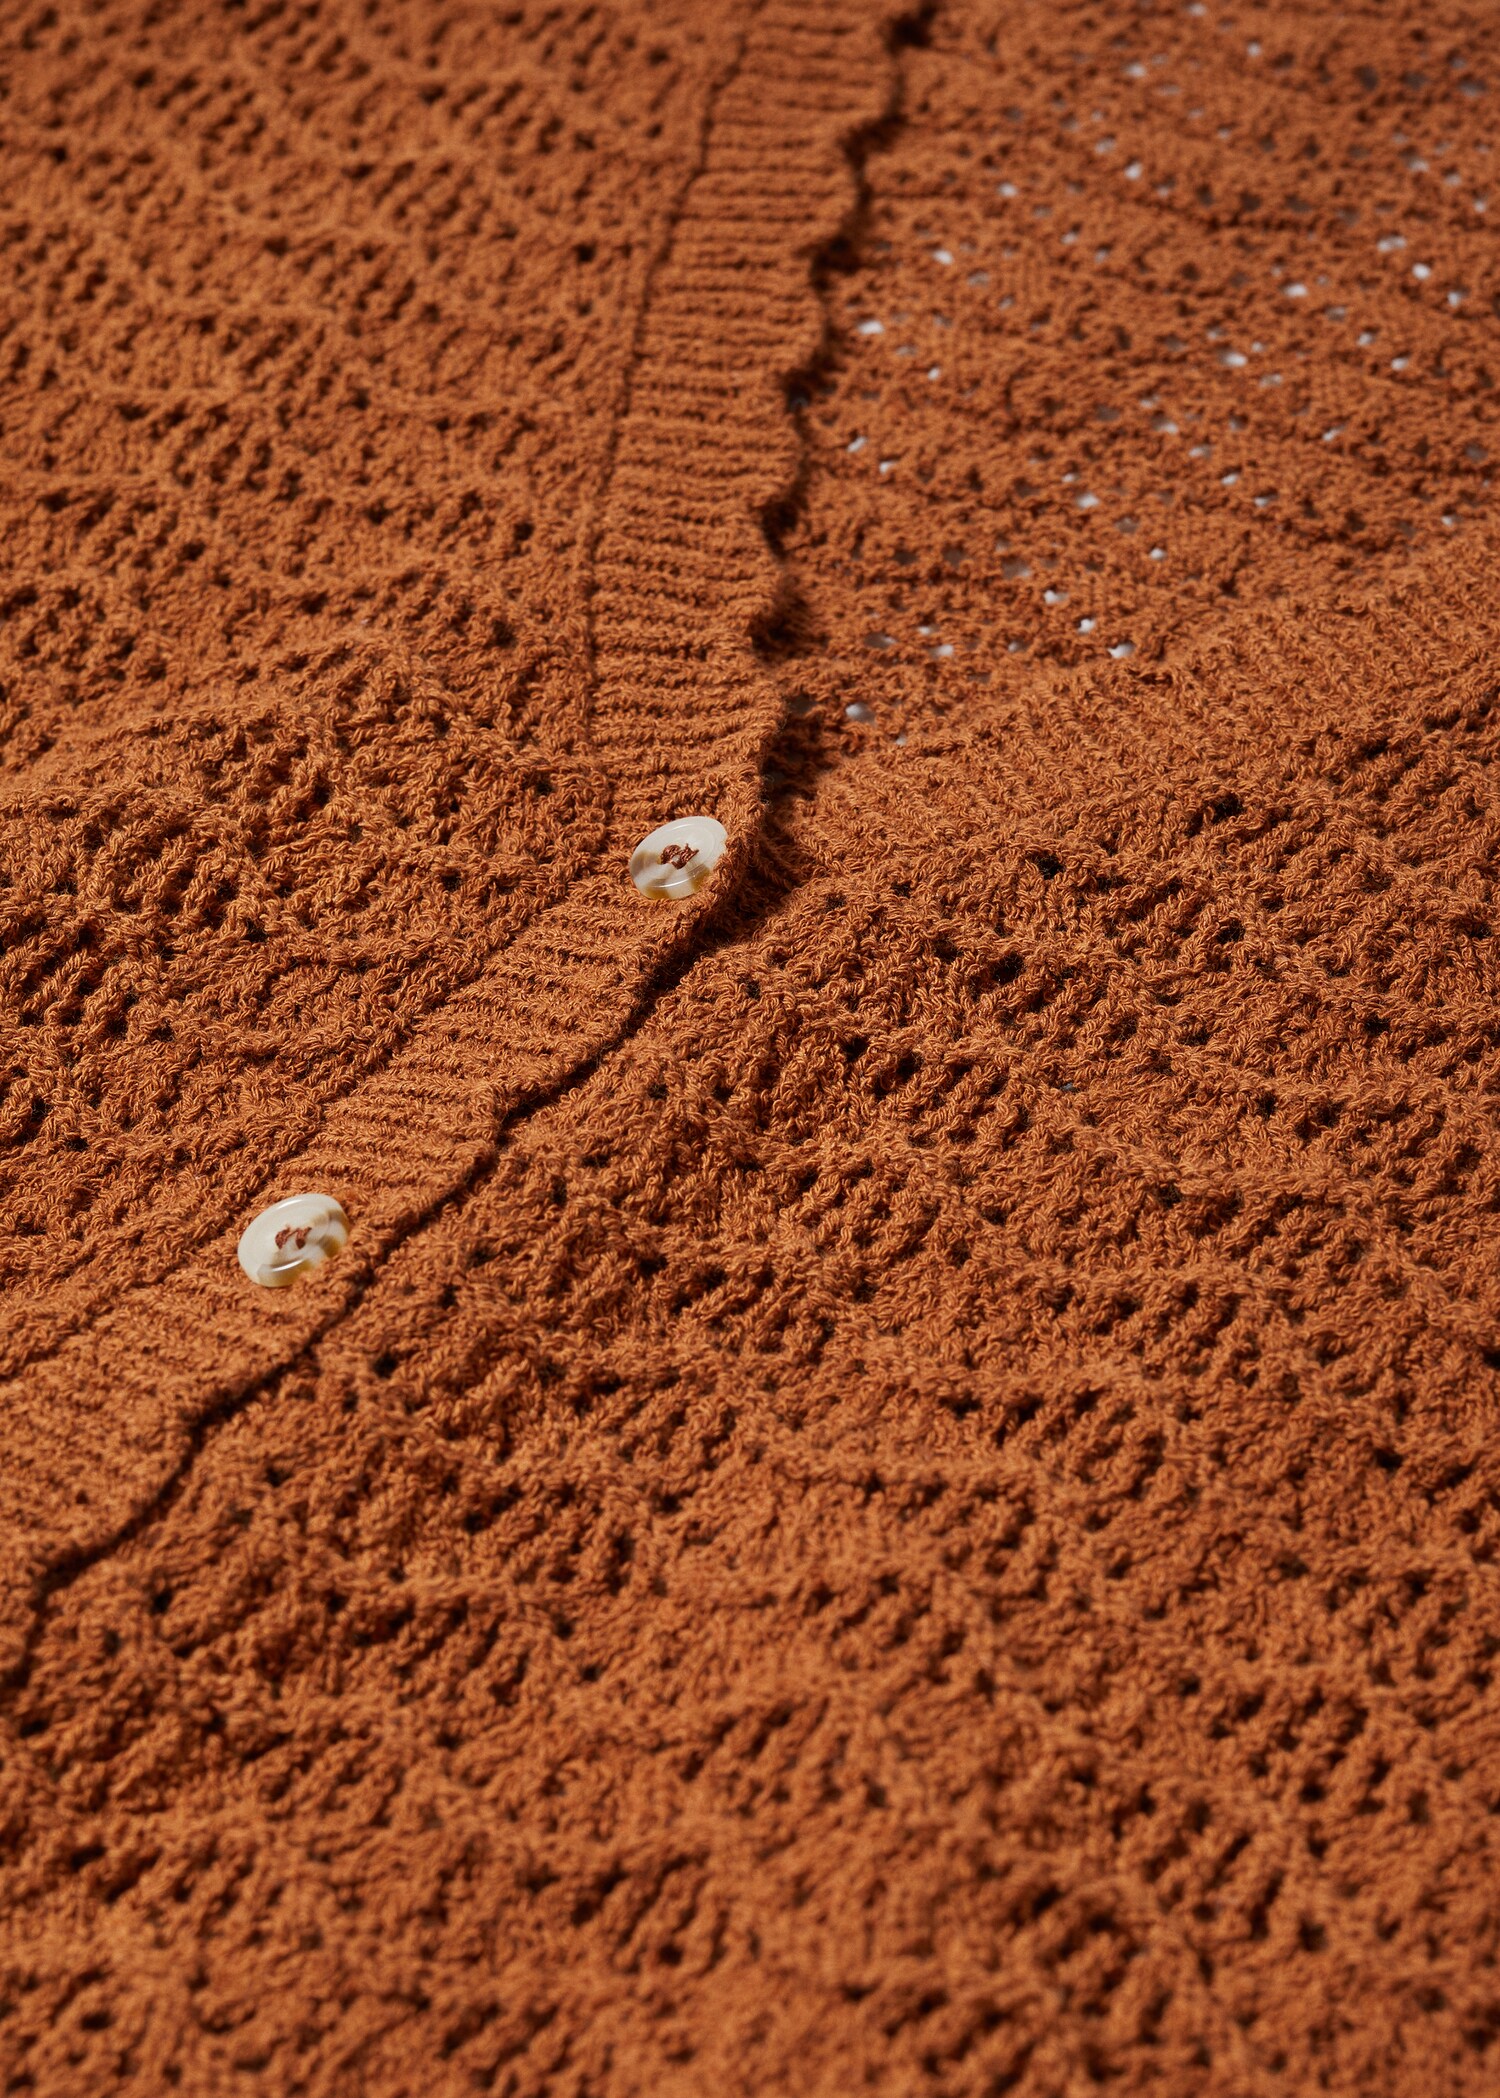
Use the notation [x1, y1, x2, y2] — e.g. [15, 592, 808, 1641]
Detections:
[5, 1, 1500, 2091]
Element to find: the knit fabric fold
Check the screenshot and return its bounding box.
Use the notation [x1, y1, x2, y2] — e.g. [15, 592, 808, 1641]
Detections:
[5, 3, 1500, 2094]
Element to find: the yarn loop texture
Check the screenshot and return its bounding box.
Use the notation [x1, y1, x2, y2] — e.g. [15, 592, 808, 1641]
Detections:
[3, 3, 1500, 2093]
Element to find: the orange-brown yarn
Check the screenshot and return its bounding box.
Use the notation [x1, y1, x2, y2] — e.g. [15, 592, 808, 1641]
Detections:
[4, 2, 1500, 2092]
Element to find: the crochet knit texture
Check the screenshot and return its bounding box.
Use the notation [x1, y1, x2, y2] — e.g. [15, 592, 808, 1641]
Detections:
[4, 0, 1500, 2091]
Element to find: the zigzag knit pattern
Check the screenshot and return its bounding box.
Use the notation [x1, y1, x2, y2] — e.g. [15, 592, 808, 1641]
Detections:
[3, 1, 1500, 2092]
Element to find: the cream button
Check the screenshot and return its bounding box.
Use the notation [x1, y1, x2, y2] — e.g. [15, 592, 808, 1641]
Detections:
[628, 816, 727, 901]
[237, 1193, 349, 1288]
